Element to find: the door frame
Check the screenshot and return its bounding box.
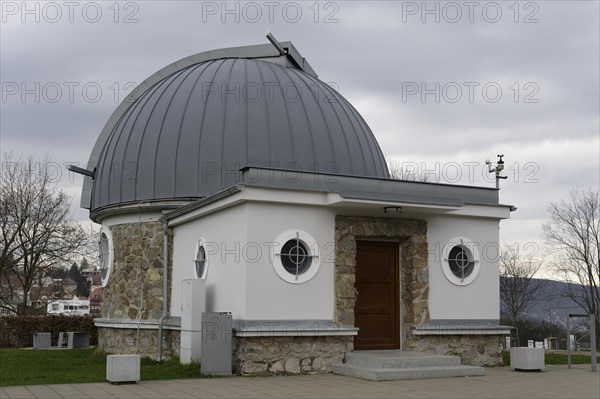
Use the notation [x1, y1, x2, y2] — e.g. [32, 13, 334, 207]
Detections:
[334, 216, 429, 354]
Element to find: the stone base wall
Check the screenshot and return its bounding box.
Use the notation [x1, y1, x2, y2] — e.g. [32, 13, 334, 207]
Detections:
[97, 327, 502, 367]
[405, 334, 504, 367]
[98, 327, 180, 360]
[233, 336, 354, 375]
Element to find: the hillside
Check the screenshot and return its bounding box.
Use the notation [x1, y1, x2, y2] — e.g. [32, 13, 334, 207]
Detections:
[509, 278, 597, 328]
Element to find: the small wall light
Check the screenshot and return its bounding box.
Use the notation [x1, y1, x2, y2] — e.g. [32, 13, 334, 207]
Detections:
[384, 206, 402, 214]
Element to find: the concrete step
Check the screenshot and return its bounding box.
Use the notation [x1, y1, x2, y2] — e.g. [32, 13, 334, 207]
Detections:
[331, 363, 485, 381]
[331, 351, 486, 381]
[344, 350, 462, 369]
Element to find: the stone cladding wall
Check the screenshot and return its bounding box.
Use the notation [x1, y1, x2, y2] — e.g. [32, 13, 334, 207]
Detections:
[232, 336, 354, 375]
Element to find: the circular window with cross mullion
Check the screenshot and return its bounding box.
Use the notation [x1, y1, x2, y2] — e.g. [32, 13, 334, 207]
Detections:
[442, 237, 480, 286]
[280, 234, 313, 276]
[272, 230, 320, 284]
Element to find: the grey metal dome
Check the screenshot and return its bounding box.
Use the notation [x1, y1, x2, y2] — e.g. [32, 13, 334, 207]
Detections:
[84, 42, 389, 214]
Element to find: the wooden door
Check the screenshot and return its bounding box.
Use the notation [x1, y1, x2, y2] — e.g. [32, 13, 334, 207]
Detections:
[354, 241, 399, 350]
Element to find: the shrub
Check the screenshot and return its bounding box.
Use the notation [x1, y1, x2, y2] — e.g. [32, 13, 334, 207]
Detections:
[0, 315, 97, 348]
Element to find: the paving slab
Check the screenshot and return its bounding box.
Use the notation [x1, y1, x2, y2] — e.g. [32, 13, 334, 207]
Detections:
[0, 364, 598, 399]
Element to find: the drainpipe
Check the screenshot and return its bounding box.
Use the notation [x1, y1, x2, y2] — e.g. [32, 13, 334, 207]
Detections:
[157, 218, 169, 362]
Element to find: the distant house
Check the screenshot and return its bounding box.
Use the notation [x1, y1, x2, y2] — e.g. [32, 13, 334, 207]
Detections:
[90, 275, 102, 288]
[47, 296, 90, 316]
[28, 285, 55, 311]
[37, 276, 54, 288]
[89, 287, 103, 315]
[61, 278, 78, 295]
[81, 267, 100, 280]
[0, 307, 15, 317]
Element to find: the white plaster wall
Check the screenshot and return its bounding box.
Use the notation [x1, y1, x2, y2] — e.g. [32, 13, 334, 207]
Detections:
[425, 214, 501, 321]
[244, 202, 335, 320]
[170, 204, 249, 318]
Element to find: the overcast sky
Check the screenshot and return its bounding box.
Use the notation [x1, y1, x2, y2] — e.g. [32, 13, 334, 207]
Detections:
[1, 1, 599, 275]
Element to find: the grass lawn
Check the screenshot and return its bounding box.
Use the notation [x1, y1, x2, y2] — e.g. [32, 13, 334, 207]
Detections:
[502, 350, 600, 366]
[0, 348, 205, 387]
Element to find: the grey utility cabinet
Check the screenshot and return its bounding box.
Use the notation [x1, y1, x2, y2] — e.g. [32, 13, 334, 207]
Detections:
[201, 312, 232, 375]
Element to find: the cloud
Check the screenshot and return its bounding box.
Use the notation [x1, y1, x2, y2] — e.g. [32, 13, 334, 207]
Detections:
[1, 1, 598, 264]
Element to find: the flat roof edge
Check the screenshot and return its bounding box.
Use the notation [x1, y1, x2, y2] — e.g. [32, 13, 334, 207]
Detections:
[240, 167, 500, 207]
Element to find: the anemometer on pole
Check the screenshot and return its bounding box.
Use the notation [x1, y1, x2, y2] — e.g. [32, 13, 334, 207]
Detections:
[486, 154, 508, 189]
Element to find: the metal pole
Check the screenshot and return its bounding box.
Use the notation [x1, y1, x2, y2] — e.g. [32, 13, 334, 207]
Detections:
[590, 314, 597, 372]
[157, 218, 169, 362]
[567, 316, 571, 369]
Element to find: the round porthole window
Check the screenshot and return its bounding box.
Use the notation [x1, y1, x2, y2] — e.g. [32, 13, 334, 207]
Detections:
[194, 239, 208, 279]
[280, 238, 312, 275]
[98, 227, 113, 287]
[442, 237, 480, 286]
[272, 230, 320, 284]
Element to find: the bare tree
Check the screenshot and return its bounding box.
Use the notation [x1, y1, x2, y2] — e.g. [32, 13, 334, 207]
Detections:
[499, 244, 544, 346]
[0, 155, 90, 314]
[543, 187, 599, 345]
[387, 159, 432, 182]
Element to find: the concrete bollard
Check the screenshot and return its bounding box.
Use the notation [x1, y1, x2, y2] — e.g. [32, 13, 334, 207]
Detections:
[510, 347, 545, 371]
[106, 354, 141, 383]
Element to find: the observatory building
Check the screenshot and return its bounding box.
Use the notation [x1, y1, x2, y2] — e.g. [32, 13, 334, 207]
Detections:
[78, 37, 512, 373]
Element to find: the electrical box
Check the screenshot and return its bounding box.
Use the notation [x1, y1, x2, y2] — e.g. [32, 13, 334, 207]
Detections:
[180, 279, 206, 364]
[201, 312, 232, 375]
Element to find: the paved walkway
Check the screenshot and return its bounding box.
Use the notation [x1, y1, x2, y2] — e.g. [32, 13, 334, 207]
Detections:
[1, 365, 598, 399]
